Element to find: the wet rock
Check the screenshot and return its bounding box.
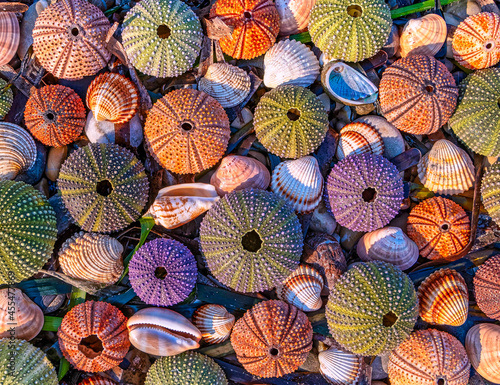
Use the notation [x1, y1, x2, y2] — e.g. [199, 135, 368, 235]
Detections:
[371, 356, 388, 380]
[231, 107, 253, 129]
[34, 178, 49, 198]
[48, 194, 74, 236]
[310, 200, 337, 235]
[340, 226, 364, 251]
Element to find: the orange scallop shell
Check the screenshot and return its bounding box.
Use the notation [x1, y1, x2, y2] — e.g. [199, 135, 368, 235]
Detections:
[79, 377, 118, 385]
[473, 254, 500, 320]
[0, 12, 19, 66]
[209, 0, 280, 60]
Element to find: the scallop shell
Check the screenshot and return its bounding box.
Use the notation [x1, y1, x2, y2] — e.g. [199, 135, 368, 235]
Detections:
[354, 115, 405, 160]
[465, 323, 500, 384]
[58, 231, 124, 285]
[0, 123, 36, 180]
[417, 268, 469, 326]
[198, 63, 251, 108]
[473, 254, 500, 320]
[318, 347, 365, 385]
[263, 39, 320, 89]
[210, 155, 270, 196]
[400, 14, 447, 57]
[86, 72, 139, 124]
[356, 227, 419, 270]
[147, 183, 219, 230]
[277, 265, 324, 312]
[271, 156, 323, 214]
[192, 304, 235, 344]
[79, 377, 118, 385]
[337, 122, 385, 160]
[276, 0, 316, 35]
[0, 12, 19, 66]
[417, 139, 475, 195]
[321, 61, 378, 106]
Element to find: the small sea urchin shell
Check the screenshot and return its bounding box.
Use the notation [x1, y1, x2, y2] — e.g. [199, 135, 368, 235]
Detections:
[231, 300, 313, 378]
[192, 304, 235, 344]
[481, 162, 500, 224]
[473, 255, 500, 320]
[400, 14, 447, 57]
[0, 12, 19, 67]
[200, 189, 303, 293]
[129, 238, 197, 307]
[318, 347, 365, 385]
[326, 153, 404, 232]
[337, 122, 385, 160]
[0, 122, 36, 181]
[0, 78, 13, 119]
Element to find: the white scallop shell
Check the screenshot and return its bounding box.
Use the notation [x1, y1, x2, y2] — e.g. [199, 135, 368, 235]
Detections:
[192, 304, 235, 344]
[0, 122, 36, 180]
[276, 0, 316, 36]
[318, 347, 365, 385]
[337, 122, 385, 160]
[277, 264, 324, 312]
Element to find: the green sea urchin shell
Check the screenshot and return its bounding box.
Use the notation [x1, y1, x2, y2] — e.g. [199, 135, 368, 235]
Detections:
[309, 0, 392, 62]
[326, 261, 418, 356]
[254, 85, 328, 159]
[122, 0, 203, 78]
[0, 181, 57, 285]
[200, 189, 303, 293]
[450, 68, 500, 156]
[0, 338, 58, 385]
[145, 351, 227, 385]
[57, 143, 149, 233]
[481, 162, 500, 224]
[0, 79, 12, 119]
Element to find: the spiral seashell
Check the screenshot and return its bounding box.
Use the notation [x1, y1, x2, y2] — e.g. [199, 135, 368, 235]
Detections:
[337, 122, 385, 160]
[192, 304, 235, 344]
[318, 347, 365, 385]
[147, 183, 219, 230]
[198, 63, 251, 108]
[0, 122, 36, 181]
[400, 14, 447, 57]
[0, 78, 13, 119]
[79, 377, 118, 385]
[210, 155, 270, 196]
[473, 254, 500, 320]
[417, 268, 469, 326]
[263, 39, 320, 89]
[417, 139, 475, 195]
[481, 162, 500, 224]
[465, 323, 500, 384]
[0, 288, 44, 341]
[0, 12, 19, 66]
[58, 231, 124, 285]
[276, 0, 316, 35]
[276, 264, 324, 312]
[86, 73, 139, 124]
[356, 227, 419, 270]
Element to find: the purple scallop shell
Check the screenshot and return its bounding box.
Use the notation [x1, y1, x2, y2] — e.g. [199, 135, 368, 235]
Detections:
[326, 153, 403, 232]
[129, 238, 197, 306]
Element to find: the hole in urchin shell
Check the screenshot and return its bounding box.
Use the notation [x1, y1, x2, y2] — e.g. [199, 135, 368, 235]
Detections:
[157, 24, 171, 39]
[78, 335, 103, 359]
[362, 187, 377, 202]
[382, 311, 398, 327]
[71, 27, 79, 36]
[437, 379, 445, 385]
[425, 84, 435, 93]
[96, 180, 113, 197]
[155, 267, 168, 279]
[44, 110, 56, 122]
[287, 108, 301, 121]
[440, 223, 450, 232]
[347, 5, 363, 17]
[269, 347, 279, 356]
[485, 42, 494, 50]
[243, 11, 252, 19]
[181, 122, 193, 131]
[242, 230, 262, 252]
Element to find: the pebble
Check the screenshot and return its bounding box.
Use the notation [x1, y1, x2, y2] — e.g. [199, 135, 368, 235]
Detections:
[310, 201, 337, 235]
[45, 145, 68, 182]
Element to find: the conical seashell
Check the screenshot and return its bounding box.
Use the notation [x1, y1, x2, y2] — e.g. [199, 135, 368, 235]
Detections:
[356, 227, 419, 270]
[417, 268, 469, 326]
[192, 304, 235, 344]
[276, 0, 316, 35]
[465, 323, 500, 384]
[277, 265, 324, 312]
[198, 63, 251, 109]
[337, 122, 385, 160]
[0, 123, 36, 180]
[86, 72, 139, 124]
[271, 156, 323, 214]
[147, 183, 220, 230]
[210, 155, 270, 196]
[417, 139, 475, 195]
[400, 14, 447, 57]
[0, 12, 19, 66]
[0, 288, 43, 341]
[318, 347, 365, 385]
[58, 232, 124, 285]
[321, 61, 378, 106]
[263, 39, 320, 88]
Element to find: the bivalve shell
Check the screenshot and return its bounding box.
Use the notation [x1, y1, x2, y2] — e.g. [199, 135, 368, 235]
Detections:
[337, 122, 385, 160]
[400, 14, 447, 57]
[0, 123, 36, 180]
[192, 304, 235, 344]
[79, 377, 118, 385]
[354, 115, 405, 160]
[465, 323, 500, 384]
[277, 264, 324, 312]
[318, 347, 365, 385]
[473, 254, 500, 320]
[0, 12, 19, 66]
[276, 0, 316, 35]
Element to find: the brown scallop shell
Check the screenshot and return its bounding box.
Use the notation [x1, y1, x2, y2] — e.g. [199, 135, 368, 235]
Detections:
[337, 122, 385, 160]
[0, 12, 19, 66]
[192, 304, 235, 345]
[473, 254, 500, 320]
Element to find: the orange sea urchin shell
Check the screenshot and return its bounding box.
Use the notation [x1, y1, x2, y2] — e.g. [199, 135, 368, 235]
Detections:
[209, 0, 280, 60]
[473, 254, 500, 320]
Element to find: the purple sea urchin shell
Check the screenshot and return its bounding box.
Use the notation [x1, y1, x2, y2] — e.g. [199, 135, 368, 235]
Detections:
[129, 238, 197, 307]
[326, 153, 403, 232]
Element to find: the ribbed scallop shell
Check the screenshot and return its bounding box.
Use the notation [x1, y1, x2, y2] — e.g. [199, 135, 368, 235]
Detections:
[417, 139, 475, 195]
[86, 73, 139, 124]
[473, 254, 500, 320]
[0, 78, 13, 119]
[192, 304, 235, 344]
[263, 39, 320, 89]
[337, 122, 385, 160]
[32, 0, 111, 80]
[318, 347, 365, 385]
[0, 123, 36, 180]
[465, 323, 500, 384]
[198, 63, 251, 109]
[58, 232, 124, 285]
[417, 268, 468, 326]
[276, 264, 324, 312]
[276, 0, 316, 35]
[453, 12, 500, 70]
[400, 14, 447, 57]
[0, 12, 19, 66]
[271, 156, 323, 214]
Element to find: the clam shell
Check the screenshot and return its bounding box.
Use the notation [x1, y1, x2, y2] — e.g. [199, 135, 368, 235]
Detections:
[337, 122, 385, 160]
[277, 264, 324, 312]
[356, 227, 419, 270]
[0, 122, 36, 180]
[263, 39, 320, 89]
[0, 12, 19, 66]
[147, 183, 220, 230]
[192, 304, 235, 344]
[271, 156, 323, 214]
[0, 288, 43, 341]
[473, 254, 500, 320]
[276, 0, 316, 35]
[354, 115, 405, 160]
[465, 323, 500, 384]
[417, 139, 475, 195]
[417, 268, 469, 326]
[318, 347, 365, 385]
[198, 63, 251, 108]
[400, 14, 447, 57]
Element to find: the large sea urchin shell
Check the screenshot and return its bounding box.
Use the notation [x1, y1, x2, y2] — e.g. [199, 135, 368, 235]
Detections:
[466, 323, 500, 384]
[326, 261, 418, 356]
[326, 153, 404, 232]
[400, 14, 447, 57]
[0, 12, 19, 66]
[379, 55, 458, 135]
[0, 122, 36, 181]
[231, 300, 313, 378]
[318, 347, 365, 385]
[200, 189, 303, 293]
[192, 304, 235, 344]
[58, 143, 149, 233]
[473, 254, 500, 320]
[32, 0, 111, 80]
[481, 162, 500, 224]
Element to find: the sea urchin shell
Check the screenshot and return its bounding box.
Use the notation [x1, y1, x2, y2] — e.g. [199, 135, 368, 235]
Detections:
[473, 254, 500, 320]
[481, 161, 500, 225]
